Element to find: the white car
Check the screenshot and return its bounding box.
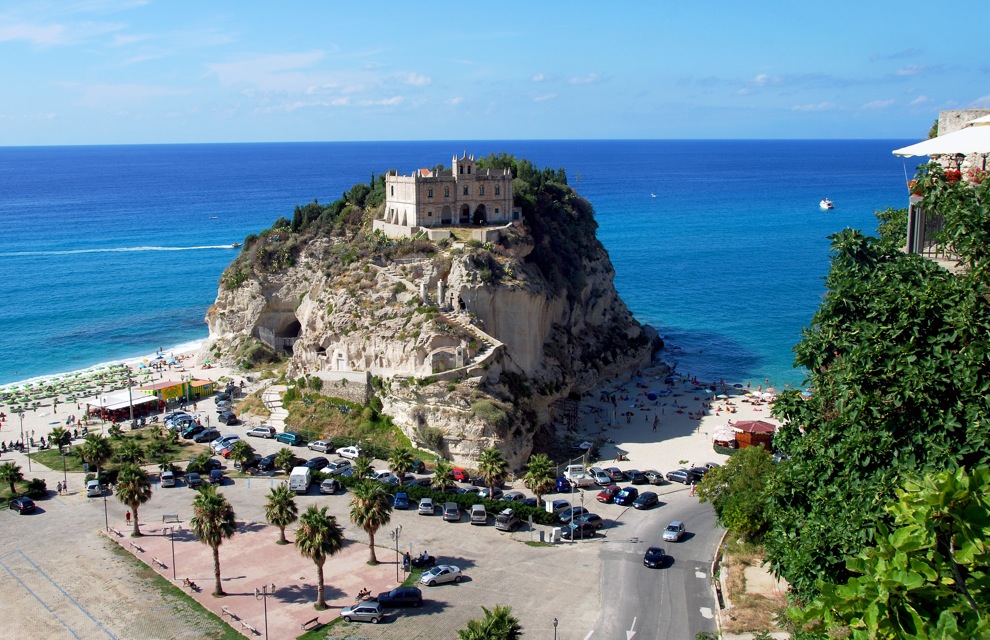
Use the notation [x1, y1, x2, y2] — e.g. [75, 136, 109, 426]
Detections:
[370, 469, 393, 481]
[663, 521, 686, 542]
[86, 479, 103, 497]
[246, 426, 275, 439]
[418, 497, 435, 515]
[160, 471, 176, 488]
[308, 440, 333, 453]
[419, 565, 463, 586]
[337, 445, 361, 460]
[326, 459, 353, 475]
[211, 434, 240, 453]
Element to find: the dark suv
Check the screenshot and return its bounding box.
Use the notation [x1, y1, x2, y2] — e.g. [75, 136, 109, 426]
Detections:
[376, 586, 423, 607]
[303, 456, 329, 471]
[194, 428, 220, 444]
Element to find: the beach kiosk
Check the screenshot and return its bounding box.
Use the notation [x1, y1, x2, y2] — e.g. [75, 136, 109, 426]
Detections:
[730, 420, 777, 450]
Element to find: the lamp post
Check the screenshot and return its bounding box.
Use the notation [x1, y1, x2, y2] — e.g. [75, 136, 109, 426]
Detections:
[553, 617, 558, 640]
[27, 429, 33, 472]
[18, 410, 24, 449]
[162, 526, 177, 580]
[103, 483, 109, 532]
[59, 437, 67, 487]
[389, 524, 403, 582]
[254, 583, 276, 640]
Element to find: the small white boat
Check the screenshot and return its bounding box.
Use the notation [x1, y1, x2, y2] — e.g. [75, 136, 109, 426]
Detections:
[651, 193, 657, 198]
[229, 243, 242, 248]
[820, 198, 834, 210]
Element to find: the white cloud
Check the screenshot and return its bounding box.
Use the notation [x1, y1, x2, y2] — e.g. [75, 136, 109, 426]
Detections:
[909, 95, 930, 105]
[0, 22, 68, 45]
[205, 51, 326, 88]
[67, 82, 185, 108]
[970, 95, 990, 108]
[531, 73, 545, 82]
[449, 97, 463, 105]
[895, 65, 924, 76]
[569, 73, 599, 85]
[359, 96, 403, 106]
[862, 99, 895, 110]
[533, 93, 557, 102]
[403, 73, 432, 87]
[791, 102, 837, 112]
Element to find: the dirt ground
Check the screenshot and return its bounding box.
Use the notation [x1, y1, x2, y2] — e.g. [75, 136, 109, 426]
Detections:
[720, 545, 789, 635]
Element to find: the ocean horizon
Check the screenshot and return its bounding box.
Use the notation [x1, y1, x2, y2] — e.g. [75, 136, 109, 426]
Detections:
[0, 139, 916, 388]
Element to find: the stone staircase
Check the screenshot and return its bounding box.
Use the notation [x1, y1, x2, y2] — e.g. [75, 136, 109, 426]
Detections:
[261, 384, 289, 431]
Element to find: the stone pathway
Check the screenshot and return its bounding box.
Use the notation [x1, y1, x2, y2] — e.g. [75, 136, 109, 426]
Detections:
[261, 385, 288, 431]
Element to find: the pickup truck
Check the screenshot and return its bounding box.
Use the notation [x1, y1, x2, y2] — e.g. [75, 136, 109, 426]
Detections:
[563, 464, 596, 488]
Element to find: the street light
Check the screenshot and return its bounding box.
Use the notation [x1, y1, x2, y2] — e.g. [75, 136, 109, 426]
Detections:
[103, 483, 109, 532]
[553, 617, 558, 640]
[389, 524, 403, 582]
[255, 583, 276, 640]
[162, 526, 177, 580]
[27, 429, 33, 472]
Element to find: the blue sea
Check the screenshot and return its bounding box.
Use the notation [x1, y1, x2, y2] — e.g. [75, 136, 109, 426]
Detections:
[0, 140, 914, 388]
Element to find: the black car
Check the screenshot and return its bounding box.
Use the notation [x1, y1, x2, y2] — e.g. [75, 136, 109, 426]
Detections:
[625, 469, 648, 485]
[181, 424, 206, 439]
[194, 428, 221, 444]
[632, 491, 659, 510]
[613, 487, 639, 506]
[9, 496, 36, 514]
[643, 546, 667, 568]
[303, 456, 329, 471]
[687, 467, 708, 483]
[214, 391, 231, 402]
[665, 469, 692, 484]
[521, 497, 539, 508]
[561, 522, 597, 540]
[236, 455, 261, 472]
[217, 411, 239, 426]
[257, 454, 277, 472]
[185, 472, 204, 488]
[209, 469, 224, 485]
[376, 586, 423, 607]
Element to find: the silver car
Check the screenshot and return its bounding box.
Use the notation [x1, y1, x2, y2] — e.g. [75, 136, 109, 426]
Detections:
[308, 439, 333, 452]
[339, 600, 384, 624]
[663, 521, 686, 542]
[419, 565, 463, 586]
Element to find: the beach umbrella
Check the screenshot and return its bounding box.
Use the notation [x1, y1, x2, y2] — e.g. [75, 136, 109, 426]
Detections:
[647, 392, 658, 401]
[716, 394, 728, 400]
[893, 115, 990, 156]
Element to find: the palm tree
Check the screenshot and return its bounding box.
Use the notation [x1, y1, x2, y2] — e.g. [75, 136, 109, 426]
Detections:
[265, 484, 298, 544]
[114, 439, 145, 465]
[457, 605, 523, 640]
[433, 458, 455, 491]
[274, 447, 297, 474]
[187, 452, 213, 475]
[349, 481, 392, 564]
[478, 447, 508, 500]
[190, 483, 237, 596]
[0, 462, 24, 494]
[352, 455, 373, 482]
[115, 464, 152, 537]
[157, 455, 175, 474]
[49, 426, 70, 451]
[228, 440, 255, 471]
[295, 505, 344, 610]
[388, 445, 414, 481]
[82, 434, 113, 480]
[523, 453, 555, 506]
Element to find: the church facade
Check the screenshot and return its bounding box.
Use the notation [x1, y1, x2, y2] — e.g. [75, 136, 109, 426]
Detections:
[374, 153, 519, 237]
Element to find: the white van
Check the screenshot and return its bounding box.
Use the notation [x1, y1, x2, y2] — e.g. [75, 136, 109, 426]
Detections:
[470, 504, 487, 525]
[289, 466, 312, 493]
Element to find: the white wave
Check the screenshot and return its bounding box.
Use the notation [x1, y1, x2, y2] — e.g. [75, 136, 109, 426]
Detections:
[6, 245, 237, 257]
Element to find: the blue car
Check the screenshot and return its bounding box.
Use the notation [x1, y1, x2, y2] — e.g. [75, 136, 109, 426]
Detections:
[394, 492, 410, 509]
[556, 477, 572, 493]
[613, 487, 639, 506]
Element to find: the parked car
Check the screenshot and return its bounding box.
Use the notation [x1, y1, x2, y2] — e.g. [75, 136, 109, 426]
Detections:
[275, 431, 305, 447]
[591, 467, 612, 486]
[502, 491, 526, 503]
[665, 469, 691, 484]
[211, 434, 239, 453]
[494, 508, 521, 531]
[171, 417, 196, 432]
[9, 497, 36, 514]
[687, 467, 709, 483]
[336, 445, 361, 459]
[606, 467, 625, 482]
[574, 513, 604, 530]
[303, 457, 329, 471]
[320, 478, 341, 494]
[478, 487, 503, 500]
[185, 472, 204, 488]
[470, 504, 487, 525]
[394, 492, 410, 510]
[626, 469, 648, 485]
[443, 486, 467, 495]
[160, 472, 176, 488]
[643, 546, 667, 568]
[325, 459, 352, 475]
[442, 502, 460, 522]
[245, 426, 275, 439]
[370, 469, 393, 481]
[521, 497, 539, 508]
[632, 491, 659, 510]
[181, 424, 206, 439]
[558, 506, 590, 524]
[702, 462, 722, 471]
[663, 521, 686, 542]
[209, 469, 224, 485]
[597, 485, 621, 503]
[418, 497, 435, 515]
[217, 411, 239, 426]
[236, 455, 261, 472]
[376, 586, 423, 607]
[613, 487, 639, 506]
[550, 500, 572, 517]
[452, 467, 470, 482]
[86, 479, 103, 497]
[308, 440, 333, 453]
[213, 391, 231, 403]
[257, 454, 277, 472]
[339, 601, 384, 624]
[411, 459, 427, 474]
[193, 429, 220, 444]
[420, 565, 463, 586]
[556, 477, 572, 493]
[215, 400, 231, 411]
[561, 522, 597, 540]
[643, 470, 665, 485]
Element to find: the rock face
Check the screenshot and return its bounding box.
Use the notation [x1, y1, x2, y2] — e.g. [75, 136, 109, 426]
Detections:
[204, 166, 657, 468]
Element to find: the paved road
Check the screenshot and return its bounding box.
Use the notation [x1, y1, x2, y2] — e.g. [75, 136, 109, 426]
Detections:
[593, 490, 720, 640]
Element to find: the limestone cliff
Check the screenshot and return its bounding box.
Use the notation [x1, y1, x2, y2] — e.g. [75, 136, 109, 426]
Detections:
[204, 156, 658, 468]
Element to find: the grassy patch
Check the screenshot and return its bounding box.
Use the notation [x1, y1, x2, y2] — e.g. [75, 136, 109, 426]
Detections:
[236, 392, 271, 419]
[402, 565, 425, 586]
[108, 539, 242, 639]
[720, 535, 788, 634]
[524, 541, 554, 548]
[29, 429, 211, 474]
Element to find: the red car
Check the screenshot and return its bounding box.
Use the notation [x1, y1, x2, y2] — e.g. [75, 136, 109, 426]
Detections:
[597, 485, 621, 504]
[452, 468, 470, 482]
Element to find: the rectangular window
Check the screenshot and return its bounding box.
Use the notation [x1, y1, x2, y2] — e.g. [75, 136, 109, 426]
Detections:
[459, 166, 463, 175]
[427, 188, 433, 198]
[428, 211, 433, 217]
[391, 186, 394, 196]
[463, 186, 469, 196]
[467, 166, 471, 174]
[495, 208, 500, 215]
[444, 187, 450, 198]
[479, 186, 485, 196]
[495, 185, 501, 195]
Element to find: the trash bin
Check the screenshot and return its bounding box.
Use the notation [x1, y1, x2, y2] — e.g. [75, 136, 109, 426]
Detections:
[539, 530, 545, 543]
[551, 527, 561, 543]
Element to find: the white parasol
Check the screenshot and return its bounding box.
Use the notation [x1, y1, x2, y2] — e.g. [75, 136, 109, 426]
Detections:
[893, 115, 990, 157]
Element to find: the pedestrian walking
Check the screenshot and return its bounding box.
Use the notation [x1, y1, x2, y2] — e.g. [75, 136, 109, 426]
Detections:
[56, 480, 63, 494]
[125, 511, 131, 526]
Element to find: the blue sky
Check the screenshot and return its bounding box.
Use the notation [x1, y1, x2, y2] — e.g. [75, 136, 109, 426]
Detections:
[2, 1, 987, 145]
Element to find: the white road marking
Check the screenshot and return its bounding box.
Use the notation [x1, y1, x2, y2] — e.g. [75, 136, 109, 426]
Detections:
[583, 631, 594, 640]
[700, 607, 713, 619]
[627, 616, 637, 640]
[695, 570, 707, 579]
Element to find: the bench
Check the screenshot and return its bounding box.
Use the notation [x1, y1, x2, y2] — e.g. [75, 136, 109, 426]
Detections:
[220, 606, 237, 621]
[162, 514, 180, 523]
[108, 527, 123, 537]
[182, 578, 198, 591]
[129, 542, 144, 553]
[152, 557, 167, 569]
[240, 620, 258, 635]
[300, 617, 321, 631]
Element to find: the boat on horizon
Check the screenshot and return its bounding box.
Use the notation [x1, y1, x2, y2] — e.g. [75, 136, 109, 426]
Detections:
[820, 198, 834, 210]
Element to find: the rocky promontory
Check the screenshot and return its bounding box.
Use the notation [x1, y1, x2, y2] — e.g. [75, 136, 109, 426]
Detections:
[204, 154, 658, 467]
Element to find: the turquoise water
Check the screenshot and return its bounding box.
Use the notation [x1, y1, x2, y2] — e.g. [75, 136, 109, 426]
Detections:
[0, 140, 913, 386]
